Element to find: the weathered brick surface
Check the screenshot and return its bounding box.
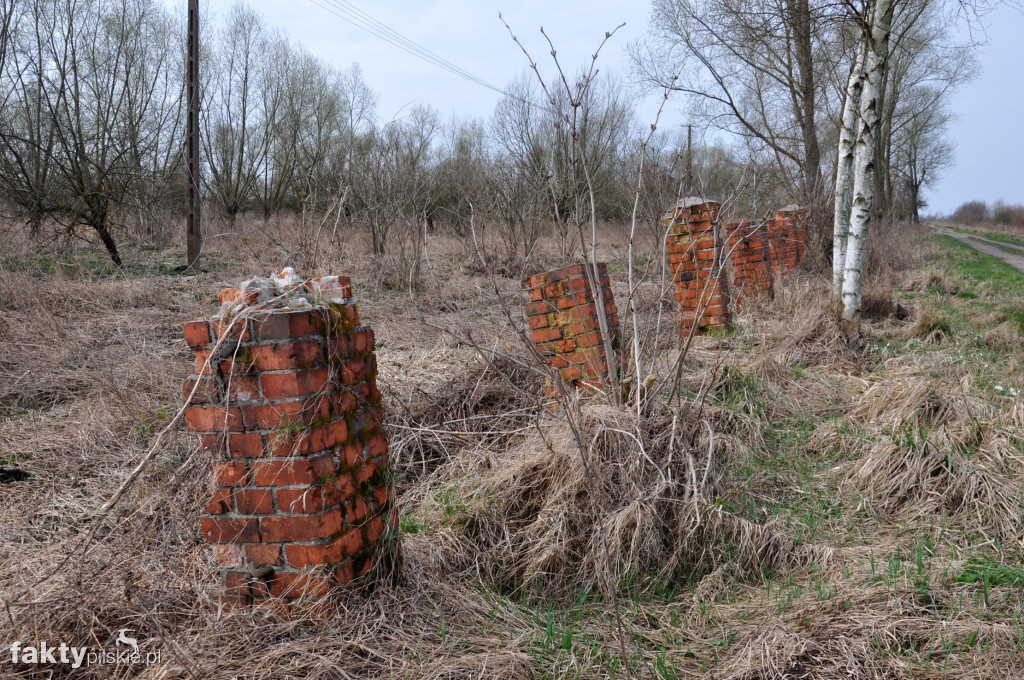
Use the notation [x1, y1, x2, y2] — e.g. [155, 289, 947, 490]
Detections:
[663, 201, 808, 333]
[182, 274, 396, 605]
[662, 200, 731, 336]
[725, 206, 808, 301]
[522, 263, 619, 397]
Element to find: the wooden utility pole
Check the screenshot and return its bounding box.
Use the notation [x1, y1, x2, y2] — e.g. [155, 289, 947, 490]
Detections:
[186, 0, 201, 271]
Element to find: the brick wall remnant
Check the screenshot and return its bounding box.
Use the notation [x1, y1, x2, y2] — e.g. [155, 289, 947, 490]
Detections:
[726, 219, 774, 295]
[662, 201, 808, 331]
[770, 205, 807, 273]
[523, 263, 620, 396]
[662, 198, 731, 336]
[726, 205, 808, 299]
[182, 270, 395, 606]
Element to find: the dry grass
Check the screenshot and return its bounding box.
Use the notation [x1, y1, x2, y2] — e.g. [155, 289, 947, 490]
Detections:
[2, 216, 1024, 678]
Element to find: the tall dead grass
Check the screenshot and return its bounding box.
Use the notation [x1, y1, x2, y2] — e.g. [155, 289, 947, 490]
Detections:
[3, 217, 1024, 678]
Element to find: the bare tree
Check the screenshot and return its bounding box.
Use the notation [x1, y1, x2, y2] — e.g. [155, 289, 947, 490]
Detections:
[0, 0, 183, 264]
[632, 0, 830, 203]
[202, 2, 271, 226]
[351, 105, 439, 257]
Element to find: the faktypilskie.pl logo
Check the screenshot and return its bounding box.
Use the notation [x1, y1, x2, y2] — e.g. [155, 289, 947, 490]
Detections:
[9, 629, 161, 669]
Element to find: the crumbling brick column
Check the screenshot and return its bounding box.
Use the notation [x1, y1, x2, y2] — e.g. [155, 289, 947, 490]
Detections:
[663, 199, 731, 336]
[523, 263, 620, 396]
[726, 219, 774, 295]
[768, 205, 808, 274]
[182, 273, 395, 605]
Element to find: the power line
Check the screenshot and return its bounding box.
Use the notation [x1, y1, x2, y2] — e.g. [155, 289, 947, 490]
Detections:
[323, 0, 499, 92]
[303, 0, 553, 112]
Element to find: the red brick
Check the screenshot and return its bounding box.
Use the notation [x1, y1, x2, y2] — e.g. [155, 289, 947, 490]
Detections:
[339, 443, 364, 468]
[267, 571, 333, 599]
[561, 366, 584, 381]
[345, 496, 369, 525]
[567, 275, 591, 292]
[250, 310, 325, 341]
[556, 337, 577, 353]
[552, 264, 586, 281]
[311, 454, 338, 479]
[248, 341, 323, 371]
[340, 359, 365, 386]
[251, 455, 333, 487]
[201, 432, 264, 458]
[223, 374, 262, 401]
[341, 303, 363, 327]
[194, 350, 213, 375]
[335, 561, 355, 586]
[260, 368, 330, 400]
[355, 460, 378, 485]
[366, 432, 388, 459]
[363, 514, 386, 544]
[548, 354, 569, 369]
[211, 317, 252, 342]
[226, 432, 264, 458]
[261, 508, 343, 542]
[183, 375, 219, 404]
[284, 530, 364, 568]
[528, 314, 549, 330]
[183, 320, 212, 349]
[276, 479, 354, 514]
[352, 328, 374, 354]
[212, 461, 249, 487]
[235, 488, 275, 514]
[267, 418, 347, 457]
[205, 487, 233, 515]
[185, 405, 244, 433]
[350, 410, 380, 439]
[557, 296, 582, 310]
[244, 544, 281, 567]
[218, 287, 259, 305]
[338, 390, 357, 414]
[243, 396, 329, 430]
[214, 543, 243, 567]
[223, 570, 252, 597]
[542, 282, 565, 298]
[523, 271, 550, 288]
[372, 485, 393, 510]
[532, 327, 562, 343]
[199, 516, 260, 543]
[524, 300, 553, 316]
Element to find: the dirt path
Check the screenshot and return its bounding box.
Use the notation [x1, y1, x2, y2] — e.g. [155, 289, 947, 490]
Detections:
[932, 224, 1024, 273]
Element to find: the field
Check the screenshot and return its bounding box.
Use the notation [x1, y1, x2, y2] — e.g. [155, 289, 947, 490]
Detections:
[2, 219, 1024, 679]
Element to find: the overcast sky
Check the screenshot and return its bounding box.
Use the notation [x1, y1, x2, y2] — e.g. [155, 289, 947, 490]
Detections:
[195, 0, 1022, 215]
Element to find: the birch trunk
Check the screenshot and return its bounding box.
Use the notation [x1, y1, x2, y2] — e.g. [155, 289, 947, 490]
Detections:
[832, 35, 865, 296]
[841, 0, 893, 325]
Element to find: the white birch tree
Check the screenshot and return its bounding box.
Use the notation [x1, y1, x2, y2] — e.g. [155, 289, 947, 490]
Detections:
[832, 33, 865, 296]
[835, 0, 894, 327]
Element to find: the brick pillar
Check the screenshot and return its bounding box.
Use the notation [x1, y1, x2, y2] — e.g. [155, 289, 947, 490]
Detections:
[523, 263, 619, 396]
[725, 218, 774, 296]
[182, 274, 396, 605]
[662, 199, 731, 336]
[769, 205, 808, 274]
[725, 218, 775, 305]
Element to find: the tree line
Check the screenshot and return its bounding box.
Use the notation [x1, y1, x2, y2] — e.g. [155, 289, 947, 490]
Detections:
[0, 0, 980, 288]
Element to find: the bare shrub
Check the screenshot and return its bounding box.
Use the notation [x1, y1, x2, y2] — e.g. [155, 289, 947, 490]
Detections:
[387, 356, 543, 478]
[951, 200, 991, 224]
[860, 279, 910, 321]
[425, 401, 830, 599]
[906, 305, 953, 343]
